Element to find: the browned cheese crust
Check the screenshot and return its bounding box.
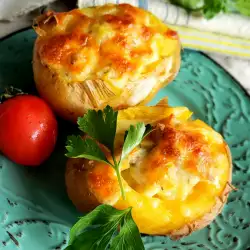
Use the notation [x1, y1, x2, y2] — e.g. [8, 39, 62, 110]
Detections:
[33, 4, 181, 121]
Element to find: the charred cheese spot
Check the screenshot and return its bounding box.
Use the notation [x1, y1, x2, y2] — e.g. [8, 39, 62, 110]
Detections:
[104, 13, 135, 26]
[165, 29, 179, 39]
[88, 163, 120, 205]
[38, 33, 91, 65]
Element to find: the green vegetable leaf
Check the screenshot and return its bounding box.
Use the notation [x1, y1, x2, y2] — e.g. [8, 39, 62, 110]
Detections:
[170, 0, 205, 11]
[121, 123, 146, 160]
[234, 0, 250, 16]
[65, 135, 110, 164]
[110, 209, 144, 250]
[203, 0, 227, 19]
[143, 124, 153, 140]
[64, 246, 74, 250]
[77, 106, 118, 154]
[169, 0, 230, 19]
[66, 205, 144, 250]
[170, 0, 250, 19]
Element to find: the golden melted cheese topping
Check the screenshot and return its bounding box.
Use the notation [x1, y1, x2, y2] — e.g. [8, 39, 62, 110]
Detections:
[82, 105, 230, 234]
[34, 4, 179, 96]
[126, 120, 227, 201]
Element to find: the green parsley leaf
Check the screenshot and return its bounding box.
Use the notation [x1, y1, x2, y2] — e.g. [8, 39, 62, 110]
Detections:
[234, 0, 250, 16]
[64, 246, 73, 250]
[121, 123, 146, 160]
[170, 0, 250, 19]
[66, 205, 144, 250]
[170, 0, 204, 11]
[143, 124, 153, 140]
[77, 106, 118, 154]
[203, 0, 227, 19]
[169, 0, 229, 19]
[65, 135, 110, 164]
[110, 209, 144, 250]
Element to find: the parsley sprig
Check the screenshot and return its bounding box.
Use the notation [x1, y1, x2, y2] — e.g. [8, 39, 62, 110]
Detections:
[170, 0, 250, 19]
[66, 105, 151, 199]
[65, 106, 150, 249]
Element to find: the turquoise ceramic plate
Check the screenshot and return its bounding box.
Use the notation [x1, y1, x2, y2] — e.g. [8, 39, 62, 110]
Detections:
[0, 29, 250, 250]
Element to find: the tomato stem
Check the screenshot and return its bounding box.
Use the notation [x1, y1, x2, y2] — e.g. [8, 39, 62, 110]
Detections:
[0, 86, 26, 103]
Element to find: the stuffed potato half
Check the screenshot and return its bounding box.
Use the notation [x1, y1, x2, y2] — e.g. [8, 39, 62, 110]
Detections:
[33, 4, 181, 121]
[65, 101, 232, 237]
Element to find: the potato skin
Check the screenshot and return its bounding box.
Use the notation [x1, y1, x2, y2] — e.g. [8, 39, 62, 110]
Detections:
[33, 47, 92, 121]
[33, 4, 181, 122]
[65, 105, 233, 237]
[65, 158, 100, 212]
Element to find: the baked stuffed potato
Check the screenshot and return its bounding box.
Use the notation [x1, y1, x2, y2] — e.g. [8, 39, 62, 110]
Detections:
[65, 100, 232, 237]
[33, 4, 181, 121]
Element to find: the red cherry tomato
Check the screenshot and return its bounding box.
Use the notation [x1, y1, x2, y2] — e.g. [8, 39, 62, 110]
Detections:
[0, 95, 58, 166]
